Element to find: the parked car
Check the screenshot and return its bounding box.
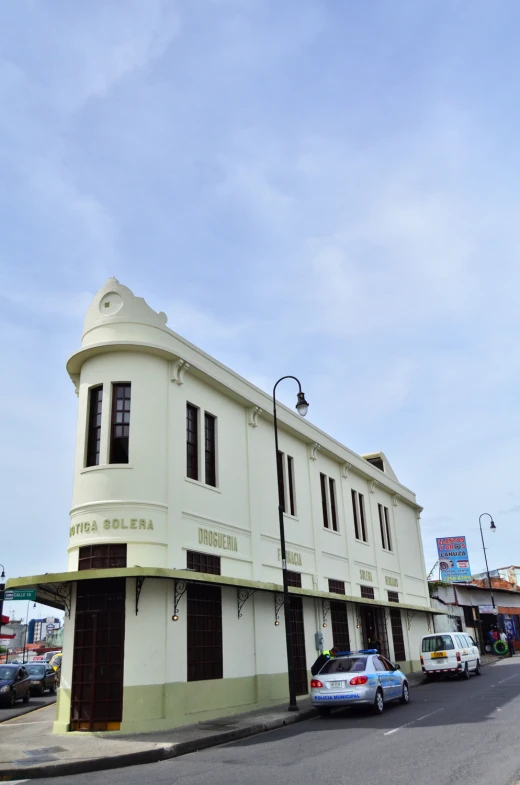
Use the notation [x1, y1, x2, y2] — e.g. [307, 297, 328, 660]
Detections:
[0, 665, 31, 708]
[310, 649, 410, 715]
[24, 663, 57, 696]
[420, 632, 481, 680]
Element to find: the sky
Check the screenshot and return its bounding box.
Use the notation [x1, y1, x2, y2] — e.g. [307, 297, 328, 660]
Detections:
[2, 0, 520, 622]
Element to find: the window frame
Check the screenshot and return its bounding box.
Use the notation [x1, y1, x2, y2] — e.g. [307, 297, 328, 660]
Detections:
[186, 550, 221, 575]
[78, 544, 127, 571]
[109, 383, 131, 464]
[360, 585, 375, 600]
[352, 491, 368, 543]
[287, 455, 296, 517]
[187, 583, 223, 682]
[320, 473, 329, 529]
[286, 571, 302, 588]
[85, 385, 103, 467]
[378, 504, 393, 552]
[328, 579, 345, 595]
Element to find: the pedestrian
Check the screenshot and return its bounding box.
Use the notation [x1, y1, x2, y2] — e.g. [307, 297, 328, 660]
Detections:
[371, 639, 382, 653]
[311, 646, 338, 676]
[507, 630, 515, 657]
[500, 629, 507, 643]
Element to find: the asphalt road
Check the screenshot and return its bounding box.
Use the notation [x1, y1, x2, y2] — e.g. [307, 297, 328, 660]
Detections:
[0, 693, 56, 724]
[15, 658, 520, 785]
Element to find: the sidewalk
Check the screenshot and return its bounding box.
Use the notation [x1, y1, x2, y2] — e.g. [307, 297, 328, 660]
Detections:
[0, 662, 500, 781]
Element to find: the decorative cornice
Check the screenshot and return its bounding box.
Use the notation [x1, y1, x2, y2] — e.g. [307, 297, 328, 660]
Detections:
[393, 494, 401, 507]
[308, 443, 321, 461]
[171, 359, 190, 385]
[341, 462, 352, 479]
[70, 374, 80, 396]
[248, 406, 262, 428]
[370, 480, 378, 494]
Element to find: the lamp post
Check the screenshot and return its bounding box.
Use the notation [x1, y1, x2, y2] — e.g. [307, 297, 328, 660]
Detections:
[273, 376, 309, 712]
[478, 513, 497, 614]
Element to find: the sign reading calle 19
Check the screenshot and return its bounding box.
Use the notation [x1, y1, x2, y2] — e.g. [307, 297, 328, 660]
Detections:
[70, 519, 155, 537]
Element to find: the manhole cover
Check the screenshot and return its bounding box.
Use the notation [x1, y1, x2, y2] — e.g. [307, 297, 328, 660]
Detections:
[15, 755, 59, 765]
[24, 746, 66, 756]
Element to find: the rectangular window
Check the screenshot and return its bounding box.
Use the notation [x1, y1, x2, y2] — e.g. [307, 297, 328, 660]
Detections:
[78, 544, 127, 571]
[320, 473, 329, 529]
[378, 504, 392, 551]
[86, 386, 103, 467]
[352, 491, 368, 542]
[360, 585, 375, 600]
[186, 550, 221, 575]
[463, 606, 475, 627]
[109, 383, 131, 464]
[329, 478, 338, 532]
[387, 591, 399, 603]
[204, 413, 216, 487]
[277, 451, 286, 513]
[328, 579, 345, 595]
[359, 494, 367, 541]
[331, 600, 350, 651]
[351, 489, 360, 540]
[384, 506, 392, 551]
[321, 473, 339, 532]
[286, 571, 302, 588]
[287, 456, 296, 516]
[186, 404, 199, 480]
[187, 584, 223, 682]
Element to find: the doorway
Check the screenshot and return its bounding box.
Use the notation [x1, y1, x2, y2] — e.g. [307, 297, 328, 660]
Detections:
[70, 578, 126, 731]
[359, 604, 389, 659]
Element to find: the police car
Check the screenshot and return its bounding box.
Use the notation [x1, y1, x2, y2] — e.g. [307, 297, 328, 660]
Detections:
[310, 650, 410, 715]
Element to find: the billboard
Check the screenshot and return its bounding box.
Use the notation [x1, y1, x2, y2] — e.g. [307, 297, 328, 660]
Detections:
[436, 536, 472, 582]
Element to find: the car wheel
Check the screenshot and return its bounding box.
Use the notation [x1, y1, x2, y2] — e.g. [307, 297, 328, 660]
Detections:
[317, 707, 331, 717]
[400, 682, 410, 704]
[460, 664, 470, 680]
[373, 689, 384, 714]
[475, 660, 481, 676]
[22, 691, 30, 703]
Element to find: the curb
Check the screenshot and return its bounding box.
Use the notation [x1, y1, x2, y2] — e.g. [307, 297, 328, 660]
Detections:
[0, 698, 57, 725]
[0, 706, 318, 781]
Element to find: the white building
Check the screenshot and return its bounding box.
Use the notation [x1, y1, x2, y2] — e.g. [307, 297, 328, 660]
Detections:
[9, 278, 437, 734]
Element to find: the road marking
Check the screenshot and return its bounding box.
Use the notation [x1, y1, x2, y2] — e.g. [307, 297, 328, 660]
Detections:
[491, 673, 519, 687]
[384, 708, 444, 736]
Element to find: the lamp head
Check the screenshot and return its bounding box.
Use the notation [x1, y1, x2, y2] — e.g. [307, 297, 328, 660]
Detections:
[0, 570, 4, 579]
[490, 519, 497, 533]
[296, 392, 309, 417]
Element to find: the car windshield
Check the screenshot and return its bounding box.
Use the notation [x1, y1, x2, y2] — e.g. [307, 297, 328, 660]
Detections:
[0, 667, 17, 680]
[25, 664, 46, 675]
[422, 635, 455, 652]
[320, 656, 367, 674]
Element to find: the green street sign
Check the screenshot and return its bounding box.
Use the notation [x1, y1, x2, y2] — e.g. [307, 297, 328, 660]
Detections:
[3, 590, 36, 601]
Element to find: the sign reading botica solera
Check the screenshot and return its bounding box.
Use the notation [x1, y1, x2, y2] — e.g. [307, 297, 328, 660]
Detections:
[70, 519, 155, 537]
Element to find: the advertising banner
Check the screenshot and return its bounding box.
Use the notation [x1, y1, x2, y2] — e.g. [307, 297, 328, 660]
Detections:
[436, 536, 472, 582]
[479, 604, 498, 615]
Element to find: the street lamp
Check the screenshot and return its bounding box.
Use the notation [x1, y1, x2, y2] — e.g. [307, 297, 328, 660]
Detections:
[479, 513, 496, 613]
[273, 376, 309, 712]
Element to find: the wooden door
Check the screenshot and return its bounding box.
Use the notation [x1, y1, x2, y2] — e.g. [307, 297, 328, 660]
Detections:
[289, 596, 308, 695]
[71, 578, 126, 731]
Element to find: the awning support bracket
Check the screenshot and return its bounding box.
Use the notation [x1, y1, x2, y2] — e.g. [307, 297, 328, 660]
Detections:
[406, 610, 417, 630]
[135, 577, 146, 615]
[237, 588, 256, 619]
[322, 599, 331, 627]
[39, 582, 72, 619]
[274, 593, 284, 624]
[173, 579, 188, 620]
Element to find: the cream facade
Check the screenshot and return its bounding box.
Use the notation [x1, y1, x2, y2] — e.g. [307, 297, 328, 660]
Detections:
[9, 278, 438, 734]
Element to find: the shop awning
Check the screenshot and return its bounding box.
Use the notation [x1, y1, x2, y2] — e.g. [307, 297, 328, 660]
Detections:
[7, 567, 446, 618]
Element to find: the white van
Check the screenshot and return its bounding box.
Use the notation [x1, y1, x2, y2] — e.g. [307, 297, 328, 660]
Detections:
[420, 632, 481, 680]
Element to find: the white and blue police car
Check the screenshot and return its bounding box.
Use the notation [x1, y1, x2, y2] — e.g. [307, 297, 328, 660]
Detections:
[310, 649, 410, 715]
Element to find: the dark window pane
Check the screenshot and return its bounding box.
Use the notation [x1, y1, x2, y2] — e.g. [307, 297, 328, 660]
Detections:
[328, 579, 345, 595]
[204, 413, 217, 487]
[359, 494, 367, 542]
[320, 473, 329, 529]
[186, 404, 199, 480]
[86, 386, 103, 467]
[277, 451, 286, 513]
[387, 591, 399, 603]
[187, 551, 221, 575]
[361, 585, 375, 600]
[379, 504, 386, 549]
[287, 456, 296, 516]
[78, 545, 127, 571]
[329, 478, 338, 532]
[286, 571, 301, 588]
[384, 507, 392, 552]
[351, 490, 360, 540]
[110, 384, 130, 464]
